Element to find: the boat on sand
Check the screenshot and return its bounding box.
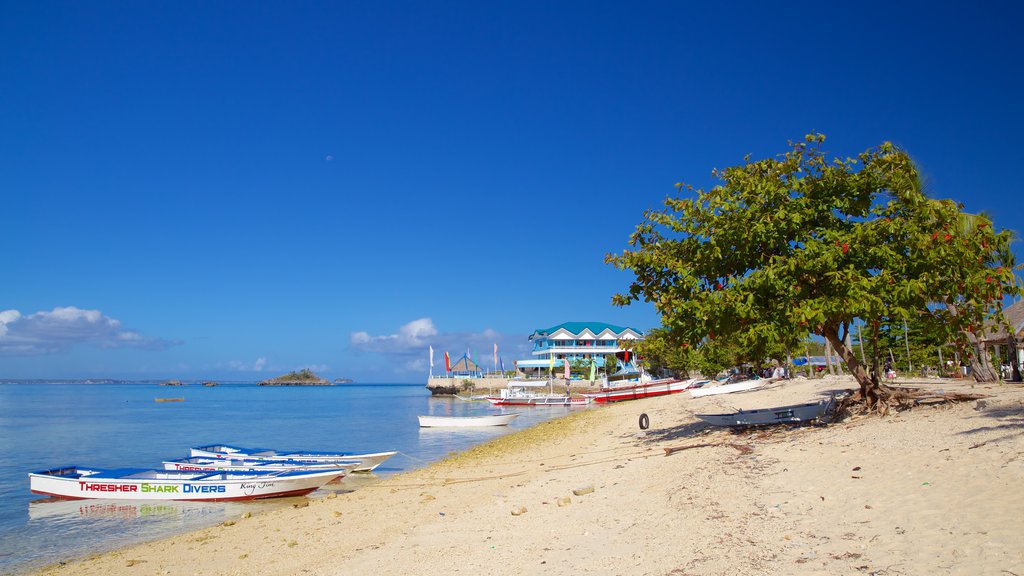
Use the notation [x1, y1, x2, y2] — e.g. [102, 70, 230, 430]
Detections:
[689, 378, 766, 398]
[29, 466, 342, 501]
[695, 398, 834, 427]
[584, 377, 707, 404]
[189, 445, 396, 472]
[485, 380, 592, 406]
[417, 413, 520, 427]
[162, 457, 359, 476]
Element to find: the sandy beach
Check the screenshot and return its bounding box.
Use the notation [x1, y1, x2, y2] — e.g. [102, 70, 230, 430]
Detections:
[29, 376, 1023, 576]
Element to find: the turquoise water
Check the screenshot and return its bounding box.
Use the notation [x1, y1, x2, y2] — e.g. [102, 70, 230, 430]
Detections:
[0, 382, 578, 573]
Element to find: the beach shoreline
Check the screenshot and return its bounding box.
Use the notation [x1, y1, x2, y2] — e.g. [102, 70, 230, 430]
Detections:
[26, 376, 1024, 576]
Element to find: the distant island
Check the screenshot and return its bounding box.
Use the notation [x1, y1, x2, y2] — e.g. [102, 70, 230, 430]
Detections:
[334, 378, 354, 384]
[258, 369, 330, 386]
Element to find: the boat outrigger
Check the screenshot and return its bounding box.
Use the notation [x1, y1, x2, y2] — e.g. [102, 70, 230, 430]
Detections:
[189, 445, 397, 472]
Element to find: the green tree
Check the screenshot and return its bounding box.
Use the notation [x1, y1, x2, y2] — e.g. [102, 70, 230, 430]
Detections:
[607, 135, 1019, 409]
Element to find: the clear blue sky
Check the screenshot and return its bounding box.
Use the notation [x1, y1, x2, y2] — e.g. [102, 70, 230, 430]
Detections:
[2, 1, 1022, 382]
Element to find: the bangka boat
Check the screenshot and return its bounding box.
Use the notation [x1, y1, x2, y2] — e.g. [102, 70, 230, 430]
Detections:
[417, 413, 520, 427]
[484, 381, 593, 407]
[29, 466, 342, 501]
[161, 457, 359, 476]
[583, 377, 708, 404]
[189, 445, 397, 472]
[694, 398, 834, 427]
[688, 378, 766, 398]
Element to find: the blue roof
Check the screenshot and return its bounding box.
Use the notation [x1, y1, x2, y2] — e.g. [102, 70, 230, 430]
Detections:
[532, 322, 642, 338]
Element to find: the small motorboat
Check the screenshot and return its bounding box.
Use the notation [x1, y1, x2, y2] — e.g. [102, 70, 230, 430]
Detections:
[695, 398, 834, 427]
[417, 413, 520, 427]
[189, 445, 397, 472]
[29, 466, 343, 501]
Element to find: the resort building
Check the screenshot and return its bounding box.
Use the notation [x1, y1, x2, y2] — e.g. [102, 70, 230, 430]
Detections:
[514, 322, 645, 378]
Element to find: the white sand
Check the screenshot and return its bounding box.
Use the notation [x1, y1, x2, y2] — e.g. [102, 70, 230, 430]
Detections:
[30, 376, 1024, 576]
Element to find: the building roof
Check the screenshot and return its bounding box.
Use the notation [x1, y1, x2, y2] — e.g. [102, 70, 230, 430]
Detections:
[449, 354, 482, 372]
[530, 322, 643, 339]
[981, 299, 1024, 342]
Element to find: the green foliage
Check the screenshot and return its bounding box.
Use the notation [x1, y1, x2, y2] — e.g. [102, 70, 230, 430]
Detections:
[607, 134, 1020, 392]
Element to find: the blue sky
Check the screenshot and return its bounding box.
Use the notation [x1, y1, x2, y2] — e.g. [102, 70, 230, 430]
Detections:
[2, 1, 1022, 382]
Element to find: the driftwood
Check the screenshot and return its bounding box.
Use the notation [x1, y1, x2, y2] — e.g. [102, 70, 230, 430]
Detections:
[836, 386, 990, 417]
[663, 442, 753, 457]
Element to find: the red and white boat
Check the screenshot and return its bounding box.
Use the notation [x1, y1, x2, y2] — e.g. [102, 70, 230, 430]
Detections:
[484, 380, 593, 407]
[583, 377, 708, 404]
[29, 466, 342, 501]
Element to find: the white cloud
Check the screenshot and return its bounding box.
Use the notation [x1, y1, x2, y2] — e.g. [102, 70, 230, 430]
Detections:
[350, 318, 528, 375]
[349, 317, 438, 353]
[0, 306, 180, 356]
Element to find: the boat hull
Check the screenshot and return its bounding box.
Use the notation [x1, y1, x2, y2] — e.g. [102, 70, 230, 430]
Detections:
[29, 466, 342, 502]
[484, 395, 592, 406]
[695, 399, 833, 427]
[161, 457, 358, 476]
[189, 446, 397, 472]
[417, 413, 520, 427]
[583, 378, 705, 404]
[689, 379, 764, 398]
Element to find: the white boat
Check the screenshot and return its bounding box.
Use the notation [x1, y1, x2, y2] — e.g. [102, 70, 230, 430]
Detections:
[689, 378, 766, 398]
[417, 413, 520, 427]
[161, 457, 359, 477]
[695, 398, 834, 427]
[29, 466, 342, 501]
[485, 381, 593, 407]
[189, 445, 396, 472]
[583, 377, 708, 404]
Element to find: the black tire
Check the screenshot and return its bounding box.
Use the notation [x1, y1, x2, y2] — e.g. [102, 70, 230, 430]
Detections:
[638, 413, 650, 430]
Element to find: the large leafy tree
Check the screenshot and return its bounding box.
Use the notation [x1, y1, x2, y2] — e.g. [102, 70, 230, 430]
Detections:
[607, 135, 1018, 409]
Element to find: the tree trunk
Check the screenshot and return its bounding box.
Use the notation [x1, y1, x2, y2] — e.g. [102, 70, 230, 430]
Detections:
[820, 325, 881, 408]
[824, 340, 835, 375]
[970, 341, 998, 382]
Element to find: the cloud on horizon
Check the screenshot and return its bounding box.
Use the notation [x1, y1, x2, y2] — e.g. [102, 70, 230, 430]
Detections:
[350, 318, 528, 373]
[0, 306, 181, 356]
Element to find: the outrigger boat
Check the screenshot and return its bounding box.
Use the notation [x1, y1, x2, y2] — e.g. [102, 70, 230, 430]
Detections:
[484, 380, 593, 407]
[29, 466, 342, 501]
[583, 377, 708, 404]
[695, 398, 834, 427]
[162, 457, 360, 477]
[417, 413, 520, 427]
[189, 445, 397, 472]
[689, 378, 765, 398]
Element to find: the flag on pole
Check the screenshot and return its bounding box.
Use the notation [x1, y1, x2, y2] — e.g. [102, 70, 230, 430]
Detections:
[429, 345, 434, 368]
[444, 351, 451, 372]
[549, 354, 554, 372]
[589, 357, 596, 381]
[563, 358, 570, 379]
[500, 356, 505, 373]
[493, 343, 498, 371]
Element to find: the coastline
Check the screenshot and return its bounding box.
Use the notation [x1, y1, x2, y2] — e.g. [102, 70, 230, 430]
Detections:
[27, 376, 1024, 575]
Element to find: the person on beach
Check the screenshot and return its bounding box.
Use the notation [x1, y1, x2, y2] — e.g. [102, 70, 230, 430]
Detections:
[884, 360, 896, 381]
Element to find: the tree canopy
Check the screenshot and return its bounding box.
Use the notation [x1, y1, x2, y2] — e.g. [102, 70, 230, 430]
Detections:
[607, 134, 1019, 407]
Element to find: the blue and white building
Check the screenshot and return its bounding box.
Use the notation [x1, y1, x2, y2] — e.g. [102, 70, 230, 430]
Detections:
[514, 322, 645, 378]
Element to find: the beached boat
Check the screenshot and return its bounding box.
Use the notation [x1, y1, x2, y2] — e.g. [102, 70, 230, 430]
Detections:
[694, 398, 834, 427]
[417, 413, 520, 427]
[189, 445, 397, 472]
[161, 457, 359, 476]
[583, 377, 707, 404]
[28, 466, 342, 501]
[688, 378, 766, 398]
[484, 380, 593, 406]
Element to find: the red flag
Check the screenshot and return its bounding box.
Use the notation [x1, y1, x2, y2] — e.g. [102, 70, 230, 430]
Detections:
[444, 351, 451, 372]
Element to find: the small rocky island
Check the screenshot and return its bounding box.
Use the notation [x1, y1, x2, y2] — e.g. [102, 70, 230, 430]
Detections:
[258, 369, 331, 386]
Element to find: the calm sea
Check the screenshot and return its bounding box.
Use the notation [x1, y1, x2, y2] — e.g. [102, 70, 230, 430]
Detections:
[0, 382, 578, 574]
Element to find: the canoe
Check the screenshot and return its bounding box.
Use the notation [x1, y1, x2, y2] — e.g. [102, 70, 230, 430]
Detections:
[689, 379, 765, 398]
[189, 445, 396, 472]
[161, 457, 360, 476]
[583, 378, 708, 404]
[417, 413, 520, 427]
[695, 398, 834, 427]
[28, 466, 342, 501]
